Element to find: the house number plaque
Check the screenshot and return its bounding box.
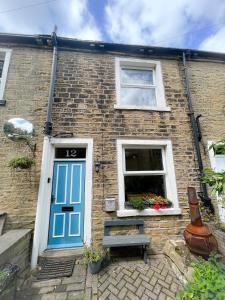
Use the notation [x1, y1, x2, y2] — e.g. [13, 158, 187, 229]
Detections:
[55, 147, 86, 159]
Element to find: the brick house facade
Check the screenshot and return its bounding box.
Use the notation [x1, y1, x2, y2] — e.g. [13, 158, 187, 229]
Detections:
[0, 34, 224, 266]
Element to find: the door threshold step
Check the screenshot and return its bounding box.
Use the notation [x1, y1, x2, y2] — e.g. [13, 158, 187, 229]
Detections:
[40, 248, 84, 259]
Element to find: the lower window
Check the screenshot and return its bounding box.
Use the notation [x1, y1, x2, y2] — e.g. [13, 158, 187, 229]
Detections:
[117, 139, 179, 214]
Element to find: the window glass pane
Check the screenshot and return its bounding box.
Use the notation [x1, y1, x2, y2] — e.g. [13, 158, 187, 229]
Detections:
[125, 175, 165, 202]
[121, 68, 153, 85]
[121, 87, 156, 106]
[0, 52, 5, 61]
[0, 60, 4, 78]
[125, 148, 163, 171]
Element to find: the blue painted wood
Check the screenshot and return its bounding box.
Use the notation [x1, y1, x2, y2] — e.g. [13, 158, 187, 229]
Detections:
[48, 161, 85, 248]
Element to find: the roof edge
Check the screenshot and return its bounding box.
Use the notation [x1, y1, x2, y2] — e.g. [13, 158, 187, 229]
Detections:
[0, 32, 225, 61]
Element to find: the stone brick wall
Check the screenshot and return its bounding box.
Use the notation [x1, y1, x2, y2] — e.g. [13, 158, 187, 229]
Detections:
[0, 45, 51, 230]
[188, 60, 225, 214]
[207, 223, 225, 256]
[188, 60, 225, 166]
[52, 51, 200, 253]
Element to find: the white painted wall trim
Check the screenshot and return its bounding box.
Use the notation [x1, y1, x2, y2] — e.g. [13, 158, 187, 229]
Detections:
[208, 141, 225, 223]
[0, 48, 12, 100]
[116, 139, 181, 217]
[31, 137, 93, 268]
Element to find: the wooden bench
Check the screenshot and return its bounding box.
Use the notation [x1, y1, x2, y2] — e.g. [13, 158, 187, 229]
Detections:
[102, 219, 150, 263]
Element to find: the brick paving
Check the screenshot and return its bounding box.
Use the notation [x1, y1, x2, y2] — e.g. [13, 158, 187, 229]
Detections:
[17, 256, 182, 300]
[97, 256, 182, 300]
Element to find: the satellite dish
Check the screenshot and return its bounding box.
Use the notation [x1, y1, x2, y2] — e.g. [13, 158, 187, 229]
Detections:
[3, 118, 36, 153]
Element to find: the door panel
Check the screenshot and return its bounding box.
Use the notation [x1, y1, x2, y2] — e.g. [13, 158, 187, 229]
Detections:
[48, 161, 85, 248]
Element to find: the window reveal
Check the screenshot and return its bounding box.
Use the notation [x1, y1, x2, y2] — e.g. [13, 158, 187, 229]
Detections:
[0, 49, 11, 101]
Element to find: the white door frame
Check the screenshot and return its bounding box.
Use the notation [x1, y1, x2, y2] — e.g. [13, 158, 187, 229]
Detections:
[31, 137, 93, 268]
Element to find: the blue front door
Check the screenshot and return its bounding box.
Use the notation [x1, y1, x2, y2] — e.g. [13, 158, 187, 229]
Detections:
[48, 161, 85, 248]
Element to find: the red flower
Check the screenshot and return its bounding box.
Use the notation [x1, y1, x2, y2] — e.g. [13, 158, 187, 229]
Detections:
[153, 204, 161, 210]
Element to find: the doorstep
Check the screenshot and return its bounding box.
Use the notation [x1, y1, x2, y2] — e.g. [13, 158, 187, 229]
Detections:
[39, 248, 84, 259]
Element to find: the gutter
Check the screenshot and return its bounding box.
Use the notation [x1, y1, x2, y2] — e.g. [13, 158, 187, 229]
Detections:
[1, 33, 225, 61]
[43, 29, 58, 136]
[182, 52, 214, 213]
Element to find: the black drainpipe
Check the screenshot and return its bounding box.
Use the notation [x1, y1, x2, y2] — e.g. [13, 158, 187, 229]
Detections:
[44, 28, 58, 136]
[182, 52, 214, 213]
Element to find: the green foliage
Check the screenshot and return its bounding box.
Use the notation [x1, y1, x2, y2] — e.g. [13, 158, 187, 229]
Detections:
[202, 168, 225, 196]
[177, 253, 225, 300]
[129, 197, 146, 210]
[209, 137, 225, 155]
[8, 156, 35, 169]
[200, 203, 215, 223]
[0, 271, 7, 284]
[83, 246, 103, 263]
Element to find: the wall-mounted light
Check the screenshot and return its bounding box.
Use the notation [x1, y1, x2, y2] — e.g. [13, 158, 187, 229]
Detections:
[94, 160, 101, 173]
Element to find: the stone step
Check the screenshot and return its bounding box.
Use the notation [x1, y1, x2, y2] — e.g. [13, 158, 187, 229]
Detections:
[40, 248, 84, 258]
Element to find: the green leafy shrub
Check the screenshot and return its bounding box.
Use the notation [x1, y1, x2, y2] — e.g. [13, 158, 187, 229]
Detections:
[8, 156, 35, 169]
[0, 271, 7, 284]
[202, 168, 225, 196]
[177, 253, 225, 300]
[129, 197, 146, 210]
[83, 246, 103, 263]
[209, 137, 225, 155]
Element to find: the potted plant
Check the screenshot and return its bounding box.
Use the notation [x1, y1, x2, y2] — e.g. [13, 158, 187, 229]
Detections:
[143, 193, 173, 209]
[8, 156, 35, 170]
[128, 193, 172, 210]
[128, 195, 146, 210]
[84, 246, 105, 274]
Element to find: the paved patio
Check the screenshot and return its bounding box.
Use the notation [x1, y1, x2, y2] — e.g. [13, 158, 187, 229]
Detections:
[17, 255, 182, 300]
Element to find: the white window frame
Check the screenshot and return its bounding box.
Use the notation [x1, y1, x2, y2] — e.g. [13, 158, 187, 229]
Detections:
[208, 141, 225, 223]
[0, 48, 11, 100]
[115, 57, 170, 111]
[117, 139, 181, 217]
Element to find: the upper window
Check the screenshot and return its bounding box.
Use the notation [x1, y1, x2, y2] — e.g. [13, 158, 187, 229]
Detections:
[115, 57, 169, 111]
[0, 49, 11, 101]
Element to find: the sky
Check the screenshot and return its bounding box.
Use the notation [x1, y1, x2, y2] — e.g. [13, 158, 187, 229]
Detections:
[0, 0, 225, 53]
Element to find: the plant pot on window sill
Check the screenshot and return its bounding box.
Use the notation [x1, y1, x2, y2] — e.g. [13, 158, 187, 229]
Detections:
[127, 193, 173, 211]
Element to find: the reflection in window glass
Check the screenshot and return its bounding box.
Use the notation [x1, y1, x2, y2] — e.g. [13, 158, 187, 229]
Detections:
[125, 175, 165, 202]
[125, 148, 163, 171]
[121, 68, 153, 85]
[121, 87, 156, 106]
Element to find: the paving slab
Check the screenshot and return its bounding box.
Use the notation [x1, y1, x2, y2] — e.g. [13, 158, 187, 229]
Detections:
[18, 255, 183, 299]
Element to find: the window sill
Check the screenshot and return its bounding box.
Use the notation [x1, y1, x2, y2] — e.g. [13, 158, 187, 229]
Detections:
[117, 208, 182, 217]
[114, 105, 171, 112]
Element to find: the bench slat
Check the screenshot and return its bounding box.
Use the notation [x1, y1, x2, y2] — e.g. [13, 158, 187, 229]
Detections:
[102, 234, 150, 248]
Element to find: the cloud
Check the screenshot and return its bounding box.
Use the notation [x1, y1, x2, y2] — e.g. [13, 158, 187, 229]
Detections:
[0, 0, 102, 40]
[199, 26, 225, 53]
[105, 0, 225, 48]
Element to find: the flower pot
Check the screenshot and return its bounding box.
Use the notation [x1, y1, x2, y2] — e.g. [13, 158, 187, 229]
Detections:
[88, 258, 103, 274]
